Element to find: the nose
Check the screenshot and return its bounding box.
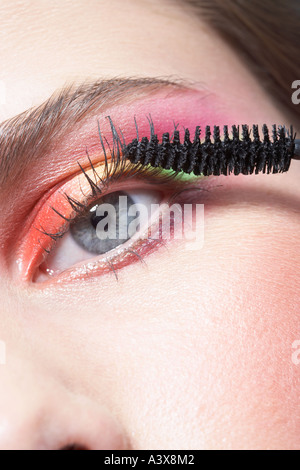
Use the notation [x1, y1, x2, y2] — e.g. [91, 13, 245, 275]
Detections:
[0, 359, 126, 450]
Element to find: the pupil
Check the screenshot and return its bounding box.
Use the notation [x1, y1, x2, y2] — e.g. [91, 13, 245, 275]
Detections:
[90, 210, 108, 230]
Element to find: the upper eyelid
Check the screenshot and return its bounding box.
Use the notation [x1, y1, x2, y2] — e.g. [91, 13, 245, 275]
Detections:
[44, 157, 190, 237]
[0, 78, 192, 190]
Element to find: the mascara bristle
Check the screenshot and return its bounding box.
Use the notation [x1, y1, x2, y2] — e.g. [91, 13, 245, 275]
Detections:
[124, 124, 295, 176]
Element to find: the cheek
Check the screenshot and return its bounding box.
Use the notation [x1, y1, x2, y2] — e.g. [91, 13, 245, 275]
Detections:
[147, 203, 300, 449]
[96, 201, 299, 449]
[16, 197, 299, 449]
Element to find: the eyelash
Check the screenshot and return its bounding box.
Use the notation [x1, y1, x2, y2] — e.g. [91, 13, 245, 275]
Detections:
[39, 151, 183, 245]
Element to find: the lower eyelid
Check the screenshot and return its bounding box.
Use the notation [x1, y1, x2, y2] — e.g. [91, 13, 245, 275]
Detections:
[34, 236, 152, 284]
[34, 205, 174, 284]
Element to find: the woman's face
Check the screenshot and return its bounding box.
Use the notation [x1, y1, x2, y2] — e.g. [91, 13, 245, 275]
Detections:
[0, 0, 299, 450]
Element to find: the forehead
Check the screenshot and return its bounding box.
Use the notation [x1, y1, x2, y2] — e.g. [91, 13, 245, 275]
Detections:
[0, 0, 286, 136]
[0, 0, 207, 120]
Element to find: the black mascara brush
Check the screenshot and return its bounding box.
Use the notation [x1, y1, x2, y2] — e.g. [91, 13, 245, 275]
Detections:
[124, 124, 300, 176]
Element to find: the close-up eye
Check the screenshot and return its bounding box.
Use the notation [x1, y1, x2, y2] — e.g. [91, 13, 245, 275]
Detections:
[0, 0, 299, 453]
[36, 182, 165, 282]
[18, 135, 206, 284]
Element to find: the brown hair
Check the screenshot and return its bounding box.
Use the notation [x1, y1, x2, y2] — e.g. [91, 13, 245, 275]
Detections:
[184, 0, 300, 125]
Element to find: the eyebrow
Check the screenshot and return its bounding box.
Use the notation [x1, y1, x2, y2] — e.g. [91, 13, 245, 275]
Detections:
[0, 77, 189, 189]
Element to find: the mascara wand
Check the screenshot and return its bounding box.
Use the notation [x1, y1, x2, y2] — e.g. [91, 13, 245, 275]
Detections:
[124, 124, 300, 176]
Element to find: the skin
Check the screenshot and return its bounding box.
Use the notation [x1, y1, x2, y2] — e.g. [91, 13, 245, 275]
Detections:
[0, 0, 299, 450]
